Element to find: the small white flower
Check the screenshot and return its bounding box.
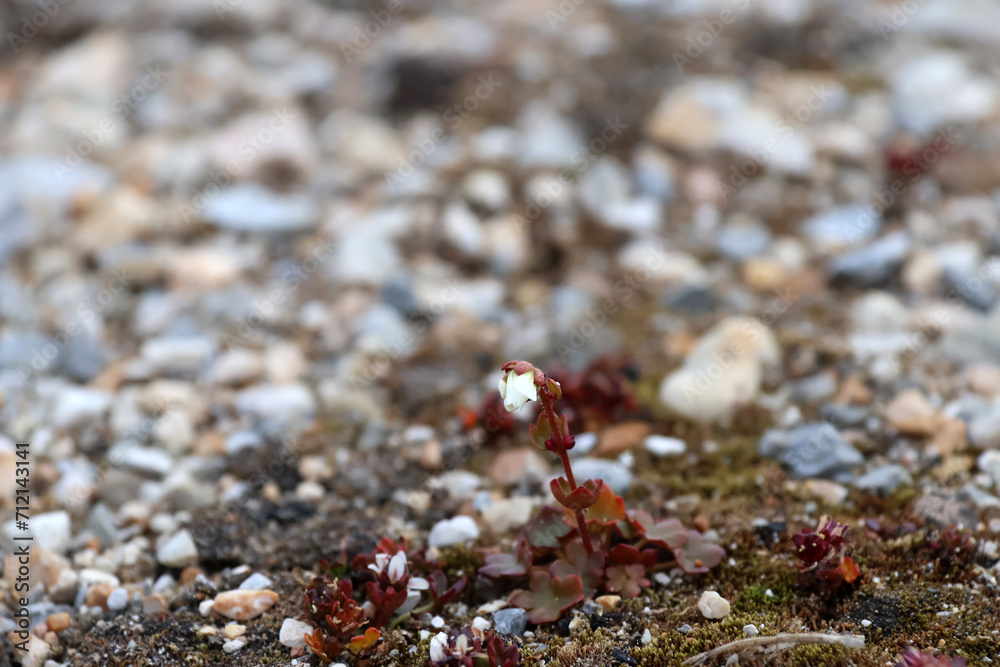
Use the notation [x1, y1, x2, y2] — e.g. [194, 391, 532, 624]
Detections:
[497, 370, 537, 411]
[368, 553, 390, 577]
[429, 632, 448, 662]
[387, 551, 407, 584]
[408, 576, 429, 591]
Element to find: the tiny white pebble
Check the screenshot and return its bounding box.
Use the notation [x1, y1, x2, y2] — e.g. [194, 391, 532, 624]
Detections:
[642, 628, 652, 645]
[728, 558, 736, 566]
[198, 599, 214, 617]
[472, 616, 491, 631]
[431, 615, 445, 628]
[764, 589, 775, 597]
[743, 624, 758, 637]
[222, 638, 247, 654]
[654, 573, 671, 586]
[861, 619, 872, 627]
[419, 630, 431, 641]
[873, 576, 881, 584]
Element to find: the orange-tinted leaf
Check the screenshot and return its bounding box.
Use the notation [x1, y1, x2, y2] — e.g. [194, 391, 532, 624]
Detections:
[347, 627, 381, 654]
[840, 556, 860, 583]
[585, 483, 626, 525]
[529, 415, 553, 450]
[549, 477, 603, 511]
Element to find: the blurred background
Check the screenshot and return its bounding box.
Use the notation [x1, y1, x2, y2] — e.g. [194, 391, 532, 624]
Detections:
[3, 0, 1000, 662]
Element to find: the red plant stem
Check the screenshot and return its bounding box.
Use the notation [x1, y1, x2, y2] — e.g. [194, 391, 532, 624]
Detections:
[539, 386, 594, 555]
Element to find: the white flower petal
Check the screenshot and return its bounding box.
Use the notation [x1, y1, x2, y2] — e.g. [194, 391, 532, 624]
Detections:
[408, 576, 429, 590]
[512, 371, 537, 402]
[387, 551, 407, 583]
[497, 376, 507, 399]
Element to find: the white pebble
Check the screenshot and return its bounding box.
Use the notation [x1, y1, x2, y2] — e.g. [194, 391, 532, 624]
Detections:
[743, 624, 758, 637]
[643, 435, 687, 457]
[697, 591, 731, 619]
[222, 638, 247, 653]
[279, 618, 313, 648]
[641, 628, 652, 644]
[861, 619, 872, 627]
[471, 616, 491, 631]
[427, 515, 480, 548]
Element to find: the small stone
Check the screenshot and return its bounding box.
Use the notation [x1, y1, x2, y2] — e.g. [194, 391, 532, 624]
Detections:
[106, 587, 129, 611]
[884, 390, 938, 436]
[428, 516, 480, 548]
[280, 618, 313, 648]
[743, 257, 789, 291]
[222, 638, 247, 654]
[86, 582, 113, 609]
[9, 635, 50, 667]
[861, 619, 872, 627]
[678, 624, 693, 634]
[595, 595, 621, 611]
[642, 628, 652, 644]
[488, 447, 549, 485]
[743, 624, 759, 637]
[239, 573, 274, 590]
[659, 316, 780, 423]
[597, 421, 650, 455]
[157, 530, 199, 568]
[854, 464, 913, 495]
[202, 184, 317, 233]
[223, 624, 247, 639]
[644, 435, 687, 457]
[493, 608, 528, 636]
[759, 423, 863, 480]
[571, 458, 633, 495]
[802, 479, 849, 506]
[697, 591, 730, 619]
[481, 497, 535, 534]
[46, 613, 71, 633]
[212, 590, 280, 621]
[199, 599, 215, 617]
[143, 594, 166, 615]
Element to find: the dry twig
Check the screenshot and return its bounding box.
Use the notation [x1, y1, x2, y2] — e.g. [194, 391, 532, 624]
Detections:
[683, 633, 866, 666]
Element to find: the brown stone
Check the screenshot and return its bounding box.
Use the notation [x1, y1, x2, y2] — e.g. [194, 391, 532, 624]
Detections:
[212, 590, 279, 621]
[180, 566, 204, 586]
[86, 582, 113, 610]
[931, 415, 967, 456]
[884, 389, 937, 436]
[419, 440, 443, 470]
[46, 613, 71, 633]
[835, 375, 872, 405]
[595, 595, 621, 611]
[597, 422, 650, 455]
[488, 447, 549, 486]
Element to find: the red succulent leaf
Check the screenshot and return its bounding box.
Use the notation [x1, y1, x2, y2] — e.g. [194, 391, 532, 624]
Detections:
[550, 477, 604, 511]
[480, 538, 533, 577]
[486, 634, 521, 667]
[604, 563, 650, 598]
[509, 570, 584, 624]
[673, 530, 725, 574]
[584, 483, 626, 526]
[525, 505, 574, 549]
[304, 627, 345, 662]
[428, 570, 467, 607]
[608, 543, 658, 569]
[629, 510, 688, 550]
[365, 582, 408, 628]
[550, 539, 605, 596]
[347, 627, 381, 655]
[528, 415, 553, 451]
